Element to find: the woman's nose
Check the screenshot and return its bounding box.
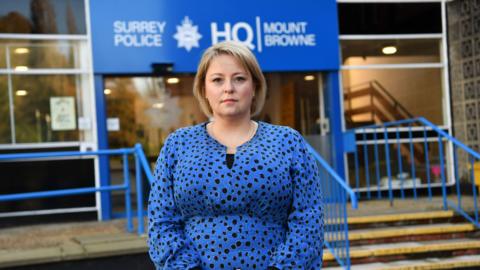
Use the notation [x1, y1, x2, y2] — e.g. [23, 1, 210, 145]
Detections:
[223, 80, 235, 93]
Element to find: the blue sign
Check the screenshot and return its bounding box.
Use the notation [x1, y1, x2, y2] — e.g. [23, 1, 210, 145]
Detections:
[89, 0, 340, 73]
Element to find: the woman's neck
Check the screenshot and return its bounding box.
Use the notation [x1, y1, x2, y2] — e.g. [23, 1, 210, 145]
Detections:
[208, 115, 257, 153]
[209, 115, 252, 134]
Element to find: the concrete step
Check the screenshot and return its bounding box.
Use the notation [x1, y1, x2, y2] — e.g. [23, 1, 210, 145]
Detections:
[348, 210, 455, 225]
[348, 223, 475, 241]
[323, 238, 480, 262]
[324, 254, 480, 270]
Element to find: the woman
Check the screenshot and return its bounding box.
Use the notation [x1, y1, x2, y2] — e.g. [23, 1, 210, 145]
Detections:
[148, 41, 324, 270]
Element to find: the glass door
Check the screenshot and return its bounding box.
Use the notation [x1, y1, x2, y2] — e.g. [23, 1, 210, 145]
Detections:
[103, 75, 207, 213]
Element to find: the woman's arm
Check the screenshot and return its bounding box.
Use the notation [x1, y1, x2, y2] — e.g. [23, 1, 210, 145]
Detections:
[269, 130, 324, 270]
[148, 133, 202, 270]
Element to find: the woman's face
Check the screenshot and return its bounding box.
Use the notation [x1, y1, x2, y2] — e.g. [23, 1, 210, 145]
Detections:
[204, 54, 255, 120]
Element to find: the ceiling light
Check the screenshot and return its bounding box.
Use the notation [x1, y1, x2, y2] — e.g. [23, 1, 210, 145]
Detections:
[153, 103, 164, 109]
[16, 90, 28, 96]
[382, 46, 397, 55]
[14, 48, 29, 54]
[15, 66, 28, 71]
[104, 88, 112, 95]
[166, 77, 180, 84]
[304, 75, 315, 81]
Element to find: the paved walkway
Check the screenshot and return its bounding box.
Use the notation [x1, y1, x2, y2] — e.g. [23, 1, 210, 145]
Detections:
[0, 218, 147, 269]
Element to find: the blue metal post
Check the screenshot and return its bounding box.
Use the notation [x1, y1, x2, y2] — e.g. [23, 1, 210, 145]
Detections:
[373, 131, 381, 199]
[326, 72, 346, 179]
[438, 135, 448, 210]
[135, 152, 145, 234]
[123, 153, 133, 233]
[354, 148, 360, 198]
[408, 125, 417, 200]
[423, 127, 432, 200]
[362, 130, 371, 199]
[470, 157, 479, 223]
[453, 146, 462, 208]
[396, 127, 405, 199]
[94, 75, 111, 220]
[384, 128, 393, 206]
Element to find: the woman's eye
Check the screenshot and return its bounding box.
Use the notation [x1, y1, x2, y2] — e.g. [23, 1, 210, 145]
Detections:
[212, 78, 222, 83]
[235, 77, 246, 82]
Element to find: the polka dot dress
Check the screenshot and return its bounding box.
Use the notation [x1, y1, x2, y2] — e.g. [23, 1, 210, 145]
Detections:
[148, 121, 324, 270]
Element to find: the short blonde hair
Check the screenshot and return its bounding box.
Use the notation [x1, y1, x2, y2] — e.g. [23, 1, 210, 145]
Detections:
[193, 41, 267, 117]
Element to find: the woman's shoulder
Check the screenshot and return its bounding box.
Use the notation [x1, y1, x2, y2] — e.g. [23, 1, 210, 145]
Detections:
[164, 123, 206, 143]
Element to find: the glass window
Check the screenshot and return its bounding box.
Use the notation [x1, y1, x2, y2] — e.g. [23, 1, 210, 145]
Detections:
[0, 0, 86, 35]
[0, 45, 6, 69]
[341, 39, 441, 65]
[260, 73, 322, 136]
[0, 76, 11, 144]
[342, 68, 444, 128]
[338, 3, 442, 35]
[6, 40, 81, 69]
[12, 75, 81, 143]
[105, 76, 207, 158]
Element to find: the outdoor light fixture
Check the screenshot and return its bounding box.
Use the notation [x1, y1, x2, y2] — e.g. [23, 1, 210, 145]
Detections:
[104, 88, 112, 95]
[14, 66, 29, 71]
[14, 48, 29, 54]
[304, 75, 315, 81]
[16, 90, 28, 96]
[382, 46, 397, 55]
[166, 77, 180, 84]
[152, 102, 164, 109]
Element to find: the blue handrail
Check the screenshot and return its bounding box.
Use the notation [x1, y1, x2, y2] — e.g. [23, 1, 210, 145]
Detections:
[306, 143, 357, 270]
[0, 145, 154, 235]
[0, 142, 357, 269]
[350, 117, 480, 228]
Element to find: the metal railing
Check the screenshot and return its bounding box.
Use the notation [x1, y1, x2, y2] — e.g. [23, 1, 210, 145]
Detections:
[0, 143, 152, 235]
[348, 117, 480, 228]
[0, 142, 358, 269]
[306, 143, 358, 270]
[344, 80, 414, 126]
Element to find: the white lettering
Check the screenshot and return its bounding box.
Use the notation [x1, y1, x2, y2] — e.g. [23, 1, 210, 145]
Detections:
[264, 34, 316, 47]
[112, 20, 166, 34]
[263, 22, 308, 34]
[114, 34, 162, 47]
[156, 21, 166, 32]
[113, 21, 124, 33]
[232, 22, 255, 50]
[211, 22, 232, 44]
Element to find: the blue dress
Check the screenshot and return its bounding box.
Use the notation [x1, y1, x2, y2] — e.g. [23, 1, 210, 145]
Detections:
[148, 121, 324, 270]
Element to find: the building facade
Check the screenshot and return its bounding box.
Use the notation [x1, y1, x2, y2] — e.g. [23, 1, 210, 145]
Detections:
[0, 0, 461, 221]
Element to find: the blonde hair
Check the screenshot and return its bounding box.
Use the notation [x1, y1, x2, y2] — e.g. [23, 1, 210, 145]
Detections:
[193, 41, 267, 117]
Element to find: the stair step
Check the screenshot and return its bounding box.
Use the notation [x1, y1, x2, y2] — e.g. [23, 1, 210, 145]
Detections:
[324, 254, 480, 270]
[348, 211, 454, 225]
[349, 223, 475, 241]
[323, 238, 480, 261]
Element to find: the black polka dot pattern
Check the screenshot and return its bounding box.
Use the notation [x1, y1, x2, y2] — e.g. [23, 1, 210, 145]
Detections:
[148, 121, 324, 270]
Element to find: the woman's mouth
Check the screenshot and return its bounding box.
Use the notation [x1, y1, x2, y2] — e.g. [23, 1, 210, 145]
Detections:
[222, 99, 237, 103]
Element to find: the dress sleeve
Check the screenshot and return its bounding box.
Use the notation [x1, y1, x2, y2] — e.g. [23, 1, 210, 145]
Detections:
[148, 133, 202, 270]
[269, 130, 324, 270]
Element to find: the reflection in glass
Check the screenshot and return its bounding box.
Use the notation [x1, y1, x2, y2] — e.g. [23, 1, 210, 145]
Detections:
[7, 40, 80, 69]
[0, 46, 5, 69]
[105, 76, 207, 158]
[342, 68, 443, 128]
[0, 76, 11, 143]
[12, 75, 80, 143]
[0, 0, 86, 35]
[341, 39, 441, 65]
[260, 73, 321, 136]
